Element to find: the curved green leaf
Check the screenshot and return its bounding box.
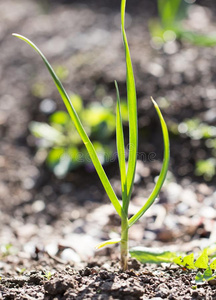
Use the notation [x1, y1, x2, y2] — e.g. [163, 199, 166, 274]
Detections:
[130, 247, 178, 264]
[128, 98, 169, 227]
[95, 238, 121, 250]
[13, 33, 122, 217]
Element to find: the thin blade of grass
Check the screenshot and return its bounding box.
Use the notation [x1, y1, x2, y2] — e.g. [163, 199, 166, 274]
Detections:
[13, 33, 122, 218]
[121, 0, 138, 208]
[95, 238, 121, 250]
[158, 0, 181, 28]
[128, 98, 169, 227]
[115, 81, 127, 205]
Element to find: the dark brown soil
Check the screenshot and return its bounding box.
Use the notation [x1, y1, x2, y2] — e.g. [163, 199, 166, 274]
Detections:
[2, 254, 216, 300]
[1, 0, 216, 299]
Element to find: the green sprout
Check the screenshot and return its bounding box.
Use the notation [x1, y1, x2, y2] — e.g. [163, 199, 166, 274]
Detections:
[150, 0, 216, 47]
[174, 249, 216, 284]
[13, 0, 169, 271]
[16, 267, 26, 275]
[43, 271, 53, 280]
[130, 246, 216, 283]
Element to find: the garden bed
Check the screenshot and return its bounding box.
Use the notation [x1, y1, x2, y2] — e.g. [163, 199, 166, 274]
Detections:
[1, 255, 214, 299]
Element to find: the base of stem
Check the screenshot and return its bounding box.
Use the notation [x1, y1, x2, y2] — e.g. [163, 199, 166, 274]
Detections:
[120, 227, 128, 271]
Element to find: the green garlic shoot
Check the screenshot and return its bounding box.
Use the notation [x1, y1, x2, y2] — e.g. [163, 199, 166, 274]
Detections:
[13, 0, 169, 271]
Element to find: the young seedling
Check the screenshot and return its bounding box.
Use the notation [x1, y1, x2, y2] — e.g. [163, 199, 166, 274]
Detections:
[130, 246, 216, 283]
[42, 271, 53, 280]
[13, 0, 169, 271]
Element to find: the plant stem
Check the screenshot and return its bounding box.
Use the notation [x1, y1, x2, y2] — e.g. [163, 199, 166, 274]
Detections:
[120, 214, 129, 271]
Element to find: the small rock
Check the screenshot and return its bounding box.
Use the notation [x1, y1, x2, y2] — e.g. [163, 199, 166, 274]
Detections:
[29, 273, 43, 285]
[82, 267, 92, 276]
[176, 202, 189, 214]
[147, 62, 164, 77]
[60, 248, 81, 263]
[166, 182, 183, 203]
[44, 276, 76, 296]
[135, 160, 150, 178]
[203, 107, 216, 122]
[199, 206, 216, 219]
[15, 224, 38, 239]
[128, 258, 141, 271]
[191, 290, 199, 297]
[155, 283, 170, 298]
[32, 200, 45, 213]
[164, 40, 178, 55]
[179, 189, 197, 207]
[39, 98, 56, 114]
[197, 183, 212, 196]
[99, 270, 110, 280]
[156, 228, 174, 242]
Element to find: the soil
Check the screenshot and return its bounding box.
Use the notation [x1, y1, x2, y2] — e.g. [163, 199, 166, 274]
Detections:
[1, 256, 215, 300]
[1, 0, 216, 299]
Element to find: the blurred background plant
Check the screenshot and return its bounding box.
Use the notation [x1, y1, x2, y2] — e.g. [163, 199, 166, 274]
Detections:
[149, 0, 216, 48]
[169, 117, 216, 180]
[30, 94, 128, 178]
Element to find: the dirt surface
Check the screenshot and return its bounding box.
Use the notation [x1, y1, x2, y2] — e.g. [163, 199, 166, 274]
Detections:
[1, 0, 216, 299]
[2, 255, 216, 300]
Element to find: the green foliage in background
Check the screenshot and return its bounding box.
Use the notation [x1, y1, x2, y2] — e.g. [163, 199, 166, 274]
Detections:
[150, 0, 216, 47]
[0, 244, 14, 257]
[169, 117, 216, 180]
[30, 95, 128, 178]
